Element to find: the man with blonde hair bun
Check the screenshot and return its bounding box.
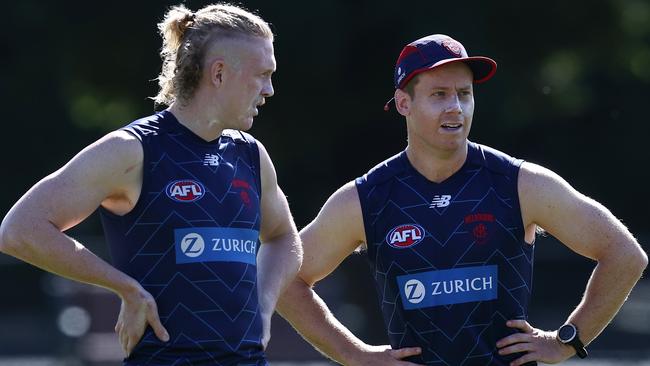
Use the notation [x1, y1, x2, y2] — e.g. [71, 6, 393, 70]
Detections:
[0, 3, 302, 365]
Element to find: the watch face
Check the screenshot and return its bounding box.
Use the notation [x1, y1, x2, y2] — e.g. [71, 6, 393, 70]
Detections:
[558, 324, 576, 342]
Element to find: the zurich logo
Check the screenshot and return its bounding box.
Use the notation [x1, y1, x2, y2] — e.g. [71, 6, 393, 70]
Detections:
[404, 279, 425, 304]
[386, 224, 425, 249]
[397, 265, 499, 310]
[180, 233, 205, 258]
[166, 179, 205, 202]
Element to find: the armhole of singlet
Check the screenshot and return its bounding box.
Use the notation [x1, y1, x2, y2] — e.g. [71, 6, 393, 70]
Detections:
[354, 176, 371, 251]
[247, 136, 262, 201]
[510, 158, 531, 246]
[99, 128, 149, 220]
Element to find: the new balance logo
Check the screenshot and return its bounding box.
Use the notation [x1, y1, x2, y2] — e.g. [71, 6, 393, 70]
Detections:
[429, 195, 451, 208]
[203, 154, 220, 166]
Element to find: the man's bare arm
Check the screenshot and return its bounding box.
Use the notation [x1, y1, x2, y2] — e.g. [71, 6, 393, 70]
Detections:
[256, 141, 303, 348]
[277, 181, 422, 366]
[0, 131, 169, 355]
[497, 162, 647, 365]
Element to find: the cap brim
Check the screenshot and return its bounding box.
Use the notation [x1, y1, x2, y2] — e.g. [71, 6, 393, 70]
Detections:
[399, 56, 497, 88]
[433, 56, 497, 84]
[429, 56, 497, 84]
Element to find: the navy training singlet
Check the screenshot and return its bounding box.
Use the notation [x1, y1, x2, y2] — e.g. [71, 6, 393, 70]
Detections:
[355, 142, 535, 366]
[99, 110, 266, 365]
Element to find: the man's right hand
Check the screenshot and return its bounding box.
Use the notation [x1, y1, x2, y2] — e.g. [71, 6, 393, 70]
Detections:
[114, 285, 170, 356]
[350, 344, 424, 366]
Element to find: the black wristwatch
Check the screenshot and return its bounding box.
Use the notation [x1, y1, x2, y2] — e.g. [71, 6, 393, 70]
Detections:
[556, 323, 588, 359]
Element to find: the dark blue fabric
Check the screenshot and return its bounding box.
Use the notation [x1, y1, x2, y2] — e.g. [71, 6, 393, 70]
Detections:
[356, 142, 535, 366]
[99, 110, 266, 365]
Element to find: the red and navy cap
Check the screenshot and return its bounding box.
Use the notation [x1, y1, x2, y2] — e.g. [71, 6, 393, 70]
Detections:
[384, 34, 497, 110]
[394, 34, 496, 89]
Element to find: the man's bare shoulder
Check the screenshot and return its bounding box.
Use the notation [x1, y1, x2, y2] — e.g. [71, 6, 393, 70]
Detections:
[93, 130, 143, 162]
[59, 130, 144, 197]
[314, 180, 363, 233]
[63, 130, 145, 178]
[334, 180, 360, 201]
[518, 161, 576, 199]
[313, 180, 361, 217]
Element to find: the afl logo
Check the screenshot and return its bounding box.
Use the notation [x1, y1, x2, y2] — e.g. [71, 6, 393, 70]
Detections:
[166, 180, 205, 202]
[386, 224, 425, 249]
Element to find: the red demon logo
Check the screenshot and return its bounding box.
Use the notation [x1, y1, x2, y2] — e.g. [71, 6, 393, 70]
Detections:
[232, 179, 253, 208]
[441, 39, 463, 56]
[465, 213, 494, 245]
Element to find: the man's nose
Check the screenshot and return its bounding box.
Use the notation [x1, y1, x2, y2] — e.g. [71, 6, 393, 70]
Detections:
[262, 80, 274, 98]
[445, 95, 462, 114]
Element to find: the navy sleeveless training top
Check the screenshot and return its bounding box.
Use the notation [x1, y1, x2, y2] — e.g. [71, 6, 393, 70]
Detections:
[356, 142, 535, 366]
[99, 110, 266, 365]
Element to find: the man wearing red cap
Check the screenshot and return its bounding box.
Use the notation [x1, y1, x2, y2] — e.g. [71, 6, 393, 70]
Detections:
[277, 34, 647, 366]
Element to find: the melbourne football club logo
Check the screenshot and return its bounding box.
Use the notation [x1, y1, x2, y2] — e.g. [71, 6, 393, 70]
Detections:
[464, 213, 495, 245]
[166, 179, 205, 202]
[386, 224, 425, 249]
[180, 232, 205, 258]
[441, 39, 463, 56]
[232, 179, 253, 208]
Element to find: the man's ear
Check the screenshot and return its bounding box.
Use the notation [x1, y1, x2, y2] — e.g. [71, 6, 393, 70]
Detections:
[209, 59, 225, 87]
[395, 88, 411, 117]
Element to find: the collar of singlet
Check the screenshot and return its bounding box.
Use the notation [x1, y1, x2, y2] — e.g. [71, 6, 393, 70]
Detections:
[399, 141, 481, 184]
[160, 110, 224, 146]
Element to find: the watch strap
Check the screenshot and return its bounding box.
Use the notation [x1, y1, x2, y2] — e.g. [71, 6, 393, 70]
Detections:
[569, 336, 588, 359]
